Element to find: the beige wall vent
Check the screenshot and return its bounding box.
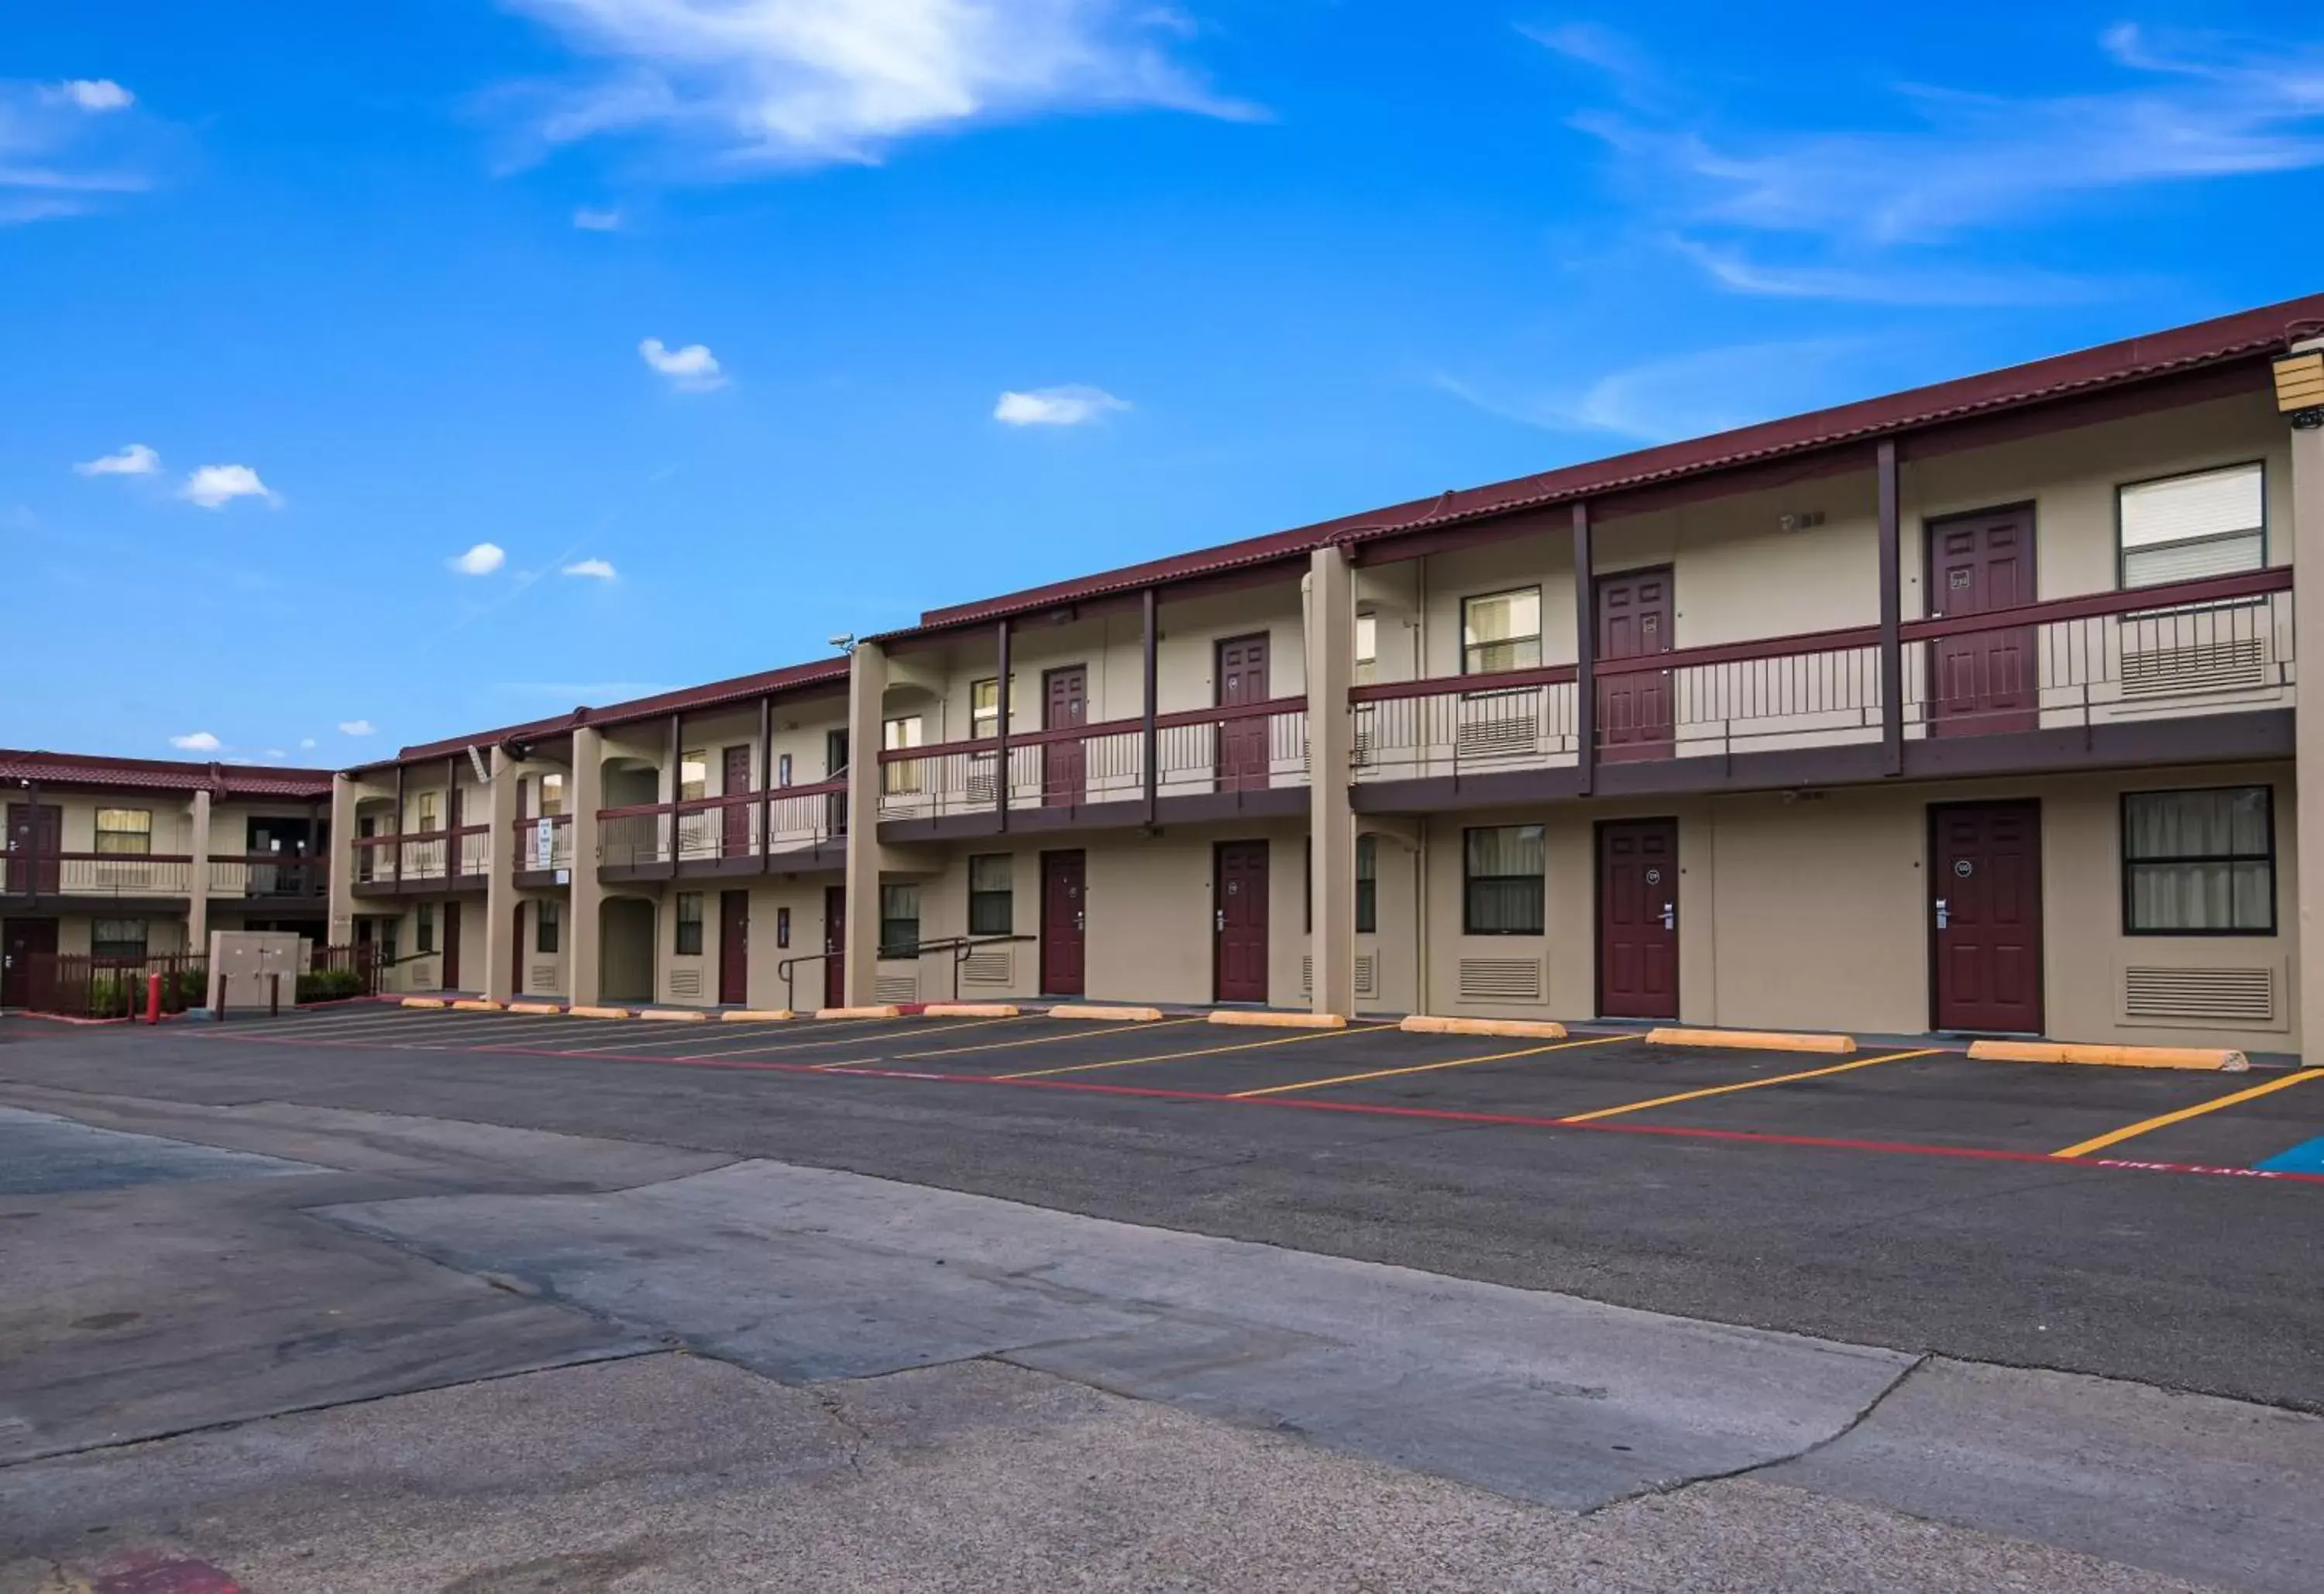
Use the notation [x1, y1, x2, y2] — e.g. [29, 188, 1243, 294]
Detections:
[1455, 707, 1535, 762]
[528, 964, 558, 991]
[2121, 965, 2278, 1028]
[875, 974, 919, 1005]
[2119, 636, 2268, 698]
[1300, 955, 1380, 998]
[961, 947, 1012, 985]
[1458, 957, 1542, 1003]
[667, 967, 702, 998]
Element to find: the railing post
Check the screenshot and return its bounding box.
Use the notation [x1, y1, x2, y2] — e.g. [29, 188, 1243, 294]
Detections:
[1572, 503, 1595, 795]
[1142, 588, 1160, 825]
[1879, 439, 1904, 775]
[995, 617, 1012, 830]
[759, 693, 775, 872]
[393, 764, 406, 887]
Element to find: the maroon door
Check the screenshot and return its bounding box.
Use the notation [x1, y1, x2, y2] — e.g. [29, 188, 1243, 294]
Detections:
[823, 886, 846, 1008]
[1213, 840, 1270, 1004]
[511, 902, 525, 996]
[2, 917, 59, 1008]
[1596, 569, 1675, 762]
[1930, 800, 2044, 1033]
[1927, 507, 2038, 736]
[5, 804, 63, 895]
[1040, 850, 1087, 996]
[719, 890, 750, 1005]
[1597, 819, 1679, 1019]
[440, 901, 462, 991]
[1215, 634, 1272, 792]
[1042, 665, 1088, 806]
[722, 747, 754, 857]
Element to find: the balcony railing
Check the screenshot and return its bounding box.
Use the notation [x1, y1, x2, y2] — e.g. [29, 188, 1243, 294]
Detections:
[350, 826, 493, 885]
[1353, 569, 2292, 779]
[876, 696, 1311, 820]
[511, 814, 573, 874]
[596, 782, 844, 870]
[207, 855, 327, 899]
[2, 852, 197, 898]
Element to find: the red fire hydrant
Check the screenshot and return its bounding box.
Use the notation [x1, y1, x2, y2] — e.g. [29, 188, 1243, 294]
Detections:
[146, 971, 163, 1025]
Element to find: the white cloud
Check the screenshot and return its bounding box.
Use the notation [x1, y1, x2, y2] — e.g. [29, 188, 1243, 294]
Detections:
[449, 542, 507, 575]
[562, 557, 617, 579]
[638, 337, 726, 391]
[300, 737, 318, 750]
[994, 384, 1129, 427]
[572, 204, 622, 229]
[169, 730, 221, 752]
[1435, 338, 1873, 445]
[1663, 237, 2100, 308]
[52, 79, 134, 112]
[338, 719, 376, 737]
[263, 748, 287, 760]
[493, 0, 1260, 170]
[180, 463, 277, 509]
[74, 442, 160, 476]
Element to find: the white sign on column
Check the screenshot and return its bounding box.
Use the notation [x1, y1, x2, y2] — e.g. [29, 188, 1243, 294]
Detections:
[535, 816, 554, 871]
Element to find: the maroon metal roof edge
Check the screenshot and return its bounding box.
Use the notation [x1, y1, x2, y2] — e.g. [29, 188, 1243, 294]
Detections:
[0, 749, 335, 799]
[882, 291, 2324, 641]
[357, 658, 853, 774]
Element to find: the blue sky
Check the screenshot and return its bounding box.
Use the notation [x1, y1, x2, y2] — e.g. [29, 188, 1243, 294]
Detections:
[5, 2, 2321, 761]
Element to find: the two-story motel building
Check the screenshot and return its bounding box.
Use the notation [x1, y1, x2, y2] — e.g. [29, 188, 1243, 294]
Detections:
[201, 297, 2324, 1053]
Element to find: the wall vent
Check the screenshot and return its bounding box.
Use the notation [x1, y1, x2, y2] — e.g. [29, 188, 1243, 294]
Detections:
[529, 964, 557, 991]
[1299, 954, 1379, 998]
[2122, 965, 2277, 1028]
[961, 948, 1012, 985]
[667, 967, 701, 998]
[2120, 637, 2268, 698]
[876, 974, 919, 1005]
[1455, 713, 1536, 762]
[1458, 957, 1542, 1003]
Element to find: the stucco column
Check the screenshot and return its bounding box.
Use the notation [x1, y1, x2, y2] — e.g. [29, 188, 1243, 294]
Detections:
[1306, 545, 1358, 1018]
[187, 787, 212, 960]
[842, 641, 886, 1008]
[326, 774, 356, 944]
[483, 748, 519, 1004]
[569, 728, 606, 1007]
[2291, 339, 2324, 1063]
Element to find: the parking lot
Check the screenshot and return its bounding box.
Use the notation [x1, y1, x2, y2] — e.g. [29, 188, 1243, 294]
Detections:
[211, 1001, 2324, 1182]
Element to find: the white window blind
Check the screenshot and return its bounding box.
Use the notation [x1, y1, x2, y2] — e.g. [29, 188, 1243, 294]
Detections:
[2120, 463, 2264, 587]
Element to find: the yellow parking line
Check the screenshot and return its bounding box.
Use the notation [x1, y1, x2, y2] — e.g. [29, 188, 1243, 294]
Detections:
[2054, 1067, 2324, 1159]
[899, 1015, 1205, 1060]
[1556, 1048, 1942, 1125]
[999, 1023, 1394, 1080]
[1229, 1032, 1628, 1098]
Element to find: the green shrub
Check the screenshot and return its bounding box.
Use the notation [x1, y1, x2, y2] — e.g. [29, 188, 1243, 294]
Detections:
[297, 967, 366, 1004]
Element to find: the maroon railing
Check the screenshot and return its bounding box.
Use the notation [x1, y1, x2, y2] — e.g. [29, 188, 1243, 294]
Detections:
[511, 813, 574, 873]
[23, 952, 208, 1019]
[596, 781, 845, 867]
[2, 852, 197, 897]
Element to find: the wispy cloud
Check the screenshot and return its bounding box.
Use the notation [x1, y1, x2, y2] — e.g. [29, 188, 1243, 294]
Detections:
[169, 730, 221, 752]
[639, 336, 725, 391]
[995, 384, 1129, 427]
[572, 204, 622, 229]
[1533, 21, 2324, 300]
[2, 78, 153, 225]
[448, 542, 507, 575]
[562, 556, 617, 579]
[74, 442, 160, 476]
[339, 719, 376, 736]
[491, 0, 1260, 171]
[180, 463, 277, 509]
[1435, 338, 1872, 444]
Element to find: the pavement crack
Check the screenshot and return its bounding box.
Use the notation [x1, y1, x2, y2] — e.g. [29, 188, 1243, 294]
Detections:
[812, 1388, 872, 1476]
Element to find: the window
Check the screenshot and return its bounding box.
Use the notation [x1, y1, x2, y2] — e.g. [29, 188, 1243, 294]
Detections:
[2119, 462, 2265, 587]
[2123, 787, 2274, 934]
[91, 919, 147, 960]
[882, 715, 926, 795]
[94, 809, 152, 856]
[968, 854, 1013, 935]
[1356, 833, 1377, 934]
[679, 751, 707, 802]
[675, 891, 704, 955]
[1354, 613, 1378, 687]
[1464, 825, 1545, 935]
[777, 752, 793, 788]
[827, 729, 850, 779]
[971, 678, 1016, 740]
[418, 792, 439, 833]
[538, 773, 566, 818]
[1462, 588, 1542, 675]
[881, 882, 921, 957]
[416, 902, 436, 954]
[536, 899, 561, 954]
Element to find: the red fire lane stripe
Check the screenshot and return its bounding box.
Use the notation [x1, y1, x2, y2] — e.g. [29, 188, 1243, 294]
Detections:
[198, 1029, 2324, 1188]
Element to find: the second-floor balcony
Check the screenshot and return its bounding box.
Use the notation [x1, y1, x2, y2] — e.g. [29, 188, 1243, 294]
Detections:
[1, 852, 329, 905]
[351, 826, 492, 895]
[597, 782, 844, 877]
[1351, 568, 2295, 799]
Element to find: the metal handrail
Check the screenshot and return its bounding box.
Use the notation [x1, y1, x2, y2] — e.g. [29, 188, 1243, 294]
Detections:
[775, 932, 1035, 1011]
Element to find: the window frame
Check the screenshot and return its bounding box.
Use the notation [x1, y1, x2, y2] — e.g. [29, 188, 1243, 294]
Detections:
[679, 751, 708, 802]
[970, 678, 1015, 741]
[417, 792, 439, 833]
[675, 891, 705, 956]
[1462, 823, 1546, 936]
[538, 773, 566, 819]
[2119, 785, 2277, 936]
[536, 898, 561, 955]
[1460, 586, 1544, 678]
[1356, 833, 1377, 935]
[90, 917, 149, 961]
[2114, 459, 2267, 591]
[967, 854, 1013, 936]
[880, 881, 921, 957]
[93, 808, 153, 857]
[416, 902, 436, 954]
[1354, 611, 1378, 688]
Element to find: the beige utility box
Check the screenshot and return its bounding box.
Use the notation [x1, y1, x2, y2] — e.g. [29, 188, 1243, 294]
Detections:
[207, 931, 311, 1015]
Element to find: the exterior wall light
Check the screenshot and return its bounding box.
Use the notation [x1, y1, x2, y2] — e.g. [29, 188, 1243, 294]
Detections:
[2275, 349, 2324, 429]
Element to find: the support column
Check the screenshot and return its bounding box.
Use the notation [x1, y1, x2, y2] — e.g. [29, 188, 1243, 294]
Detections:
[1142, 589, 1160, 826]
[842, 641, 888, 1008]
[326, 773, 357, 945]
[1306, 545, 1358, 1019]
[2289, 338, 2324, 1062]
[994, 618, 1012, 829]
[187, 787, 212, 960]
[1878, 440, 1904, 775]
[569, 727, 607, 1006]
[483, 747, 519, 1005]
[1572, 504, 1596, 794]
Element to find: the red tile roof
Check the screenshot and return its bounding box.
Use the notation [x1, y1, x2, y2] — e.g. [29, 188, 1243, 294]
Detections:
[0, 750, 334, 800]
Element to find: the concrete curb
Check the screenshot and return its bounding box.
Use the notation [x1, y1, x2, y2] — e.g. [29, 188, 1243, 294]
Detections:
[399, 998, 449, 1009]
[814, 1005, 902, 1020]
[720, 1009, 795, 1022]
[505, 1001, 564, 1015]
[923, 1003, 1020, 1018]
[567, 1005, 631, 1020]
[1209, 1011, 1348, 1030]
[1047, 1005, 1165, 1022]
[1968, 1039, 2250, 1072]
[450, 999, 503, 1013]
[1401, 1015, 1569, 1040]
[637, 1008, 710, 1022]
[1648, 1025, 1856, 1056]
